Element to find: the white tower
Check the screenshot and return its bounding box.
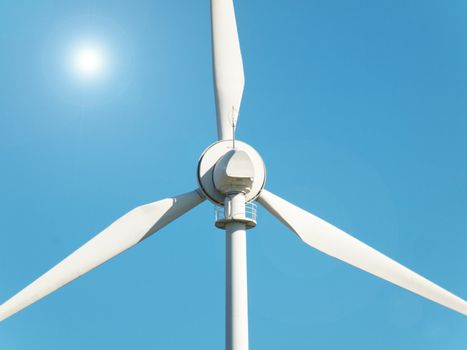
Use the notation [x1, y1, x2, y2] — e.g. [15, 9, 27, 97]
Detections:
[213, 149, 256, 350]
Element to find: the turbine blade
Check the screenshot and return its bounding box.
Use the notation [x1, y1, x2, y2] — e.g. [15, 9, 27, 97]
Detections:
[0, 189, 205, 322]
[211, 0, 245, 140]
[257, 189, 467, 316]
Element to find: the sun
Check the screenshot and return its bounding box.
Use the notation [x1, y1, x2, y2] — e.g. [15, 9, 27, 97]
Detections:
[71, 43, 106, 79]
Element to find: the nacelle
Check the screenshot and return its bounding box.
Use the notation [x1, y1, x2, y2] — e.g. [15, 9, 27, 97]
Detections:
[213, 150, 255, 194]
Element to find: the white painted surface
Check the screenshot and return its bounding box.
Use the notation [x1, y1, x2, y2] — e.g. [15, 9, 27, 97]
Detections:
[225, 194, 249, 350]
[211, 0, 245, 140]
[213, 150, 255, 194]
[0, 190, 205, 322]
[198, 140, 266, 205]
[257, 189, 467, 316]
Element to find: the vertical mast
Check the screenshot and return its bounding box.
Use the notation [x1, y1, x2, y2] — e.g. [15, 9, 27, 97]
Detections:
[224, 193, 249, 350]
[212, 146, 258, 350]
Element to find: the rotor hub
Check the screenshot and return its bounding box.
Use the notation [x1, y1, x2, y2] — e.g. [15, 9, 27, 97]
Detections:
[197, 140, 266, 205]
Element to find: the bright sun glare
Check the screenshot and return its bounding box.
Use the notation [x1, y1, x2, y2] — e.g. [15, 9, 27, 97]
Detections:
[72, 44, 106, 79]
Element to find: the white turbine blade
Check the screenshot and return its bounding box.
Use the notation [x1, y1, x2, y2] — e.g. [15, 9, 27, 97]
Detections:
[0, 190, 205, 322]
[257, 189, 467, 316]
[211, 0, 245, 140]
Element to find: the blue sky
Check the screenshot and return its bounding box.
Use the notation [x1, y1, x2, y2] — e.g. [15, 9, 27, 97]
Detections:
[0, 0, 466, 349]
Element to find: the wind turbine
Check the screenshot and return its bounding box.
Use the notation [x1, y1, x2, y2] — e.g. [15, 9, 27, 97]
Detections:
[1, 0, 466, 349]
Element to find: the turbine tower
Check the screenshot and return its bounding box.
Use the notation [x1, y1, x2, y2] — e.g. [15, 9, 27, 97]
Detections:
[0, 1, 466, 350]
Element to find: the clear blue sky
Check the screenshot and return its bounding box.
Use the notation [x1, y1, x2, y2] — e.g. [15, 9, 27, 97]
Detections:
[1, 0, 466, 349]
